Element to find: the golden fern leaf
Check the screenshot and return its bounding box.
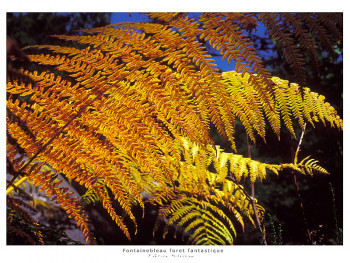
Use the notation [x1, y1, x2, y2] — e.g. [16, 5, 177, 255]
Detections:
[222, 71, 267, 142]
[297, 156, 330, 176]
[47, 28, 215, 152]
[110, 21, 237, 150]
[199, 13, 270, 77]
[198, 13, 275, 110]
[80, 186, 101, 207]
[146, 12, 188, 24]
[149, 137, 266, 244]
[149, 135, 331, 243]
[153, 196, 237, 245]
[222, 71, 343, 142]
[6, 93, 138, 241]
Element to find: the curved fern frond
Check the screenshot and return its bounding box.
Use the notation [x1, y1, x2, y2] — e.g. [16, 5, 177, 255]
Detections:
[297, 156, 330, 176]
[153, 196, 238, 245]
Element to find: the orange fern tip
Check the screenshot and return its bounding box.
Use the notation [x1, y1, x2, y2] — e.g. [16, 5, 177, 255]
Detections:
[81, 223, 97, 244]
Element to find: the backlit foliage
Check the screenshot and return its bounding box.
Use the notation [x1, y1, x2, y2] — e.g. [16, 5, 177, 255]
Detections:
[6, 12, 342, 245]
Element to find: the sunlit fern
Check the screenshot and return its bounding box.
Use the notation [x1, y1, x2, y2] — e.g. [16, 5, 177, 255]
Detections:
[150, 137, 330, 244]
[6, 12, 342, 244]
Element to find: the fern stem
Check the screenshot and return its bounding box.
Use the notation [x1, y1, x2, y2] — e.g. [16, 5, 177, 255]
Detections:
[329, 182, 342, 244]
[6, 176, 28, 196]
[292, 173, 312, 244]
[292, 124, 312, 244]
[294, 123, 307, 164]
[246, 133, 267, 245]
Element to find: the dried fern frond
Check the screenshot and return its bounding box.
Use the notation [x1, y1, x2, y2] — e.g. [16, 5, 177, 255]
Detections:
[7, 196, 44, 245]
[259, 13, 342, 84]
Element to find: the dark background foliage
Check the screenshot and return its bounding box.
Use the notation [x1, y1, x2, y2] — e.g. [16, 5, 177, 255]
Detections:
[240, 23, 343, 244]
[6, 12, 343, 245]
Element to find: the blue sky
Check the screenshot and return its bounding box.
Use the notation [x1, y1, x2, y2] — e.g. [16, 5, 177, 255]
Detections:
[111, 12, 151, 24]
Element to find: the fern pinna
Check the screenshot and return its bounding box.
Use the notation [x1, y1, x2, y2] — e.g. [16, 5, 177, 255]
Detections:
[7, 12, 342, 245]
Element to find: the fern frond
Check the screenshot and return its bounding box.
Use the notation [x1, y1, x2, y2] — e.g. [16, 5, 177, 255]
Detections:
[7, 67, 148, 241]
[45, 28, 215, 152]
[27, 166, 96, 244]
[222, 71, 342, 142]
[6, 132, 97, 243]
[153, 196, 236, 245]
[151, 138, 267, 244]
[297, 156, 330, 176]
[222, 71, 267, 142]
[7, 196, 44, 245]
[146, 12, 188, 24]
[110, 21, 237, 149]
[259, 13, 342, 84]
[283, 13, 320, 76]
[198, 13, 276, 112]
[315, 13, 342, 56]
[150, 135, 332, 244]
[259, 13, 307, 84]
